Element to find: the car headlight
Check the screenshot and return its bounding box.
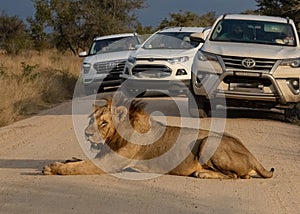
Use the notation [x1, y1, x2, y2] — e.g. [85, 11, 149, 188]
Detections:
[167, 56, 189, 64]
[82, 63, 91, 74]
[127, 56, 136, 64]
[197, 51, 218, 61]
[280, 58, 300, 68]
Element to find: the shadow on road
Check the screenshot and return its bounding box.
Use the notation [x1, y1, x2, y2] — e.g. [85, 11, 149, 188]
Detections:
[43, 89, 289, 124]
[0, 159, 64, 173]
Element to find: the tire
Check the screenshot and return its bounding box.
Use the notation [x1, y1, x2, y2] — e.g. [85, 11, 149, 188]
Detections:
[188, 93, 210, 118]
[284, 104, 300, 124]
[97, 86, 105, 93]
[122, 87, 146, 98]
[188, 76, 210, 118]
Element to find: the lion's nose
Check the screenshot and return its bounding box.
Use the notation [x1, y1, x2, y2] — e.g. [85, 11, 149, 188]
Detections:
[85, 132, 93, 140]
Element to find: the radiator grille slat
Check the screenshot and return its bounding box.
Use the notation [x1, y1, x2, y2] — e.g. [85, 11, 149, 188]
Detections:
[93, 60, 126, 74]
[132, 64, 172, 77]
[222, 56, 276, 72]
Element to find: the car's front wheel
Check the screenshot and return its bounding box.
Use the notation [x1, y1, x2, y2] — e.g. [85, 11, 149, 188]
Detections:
[188, 93, 210, 118]
[284, 103, 300, 124]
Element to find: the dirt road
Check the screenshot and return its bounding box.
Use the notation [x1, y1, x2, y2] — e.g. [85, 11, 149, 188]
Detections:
[0, 92, 299, 214]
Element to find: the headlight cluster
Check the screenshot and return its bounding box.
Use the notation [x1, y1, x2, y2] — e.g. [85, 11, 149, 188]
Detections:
[280, 58, 300, 68]
[197, 51, 218, 61]
[127, 56, 136, 64]
[82, 63, 91, 74]
[167, 56, 189, 64]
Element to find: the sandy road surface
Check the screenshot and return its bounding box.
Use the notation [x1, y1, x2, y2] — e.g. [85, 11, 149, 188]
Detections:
[0, 92, 299, 214]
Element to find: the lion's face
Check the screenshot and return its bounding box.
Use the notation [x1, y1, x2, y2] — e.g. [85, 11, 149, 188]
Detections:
[84, 103, 128, 152]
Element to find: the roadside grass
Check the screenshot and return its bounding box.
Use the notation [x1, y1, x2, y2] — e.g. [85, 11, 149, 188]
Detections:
[0, 50, 82, 127]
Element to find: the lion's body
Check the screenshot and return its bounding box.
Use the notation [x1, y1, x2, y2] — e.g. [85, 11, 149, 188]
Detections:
[43, 98, 274, 179]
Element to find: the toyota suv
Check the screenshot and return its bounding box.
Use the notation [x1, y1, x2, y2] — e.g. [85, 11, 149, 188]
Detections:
[189, 14, 300, 122]
[121, 27, 210, 97]
[79, 33, 141, 95]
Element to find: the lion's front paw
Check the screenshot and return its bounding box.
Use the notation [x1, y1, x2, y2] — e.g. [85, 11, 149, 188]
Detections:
[43, 162, 65, 175]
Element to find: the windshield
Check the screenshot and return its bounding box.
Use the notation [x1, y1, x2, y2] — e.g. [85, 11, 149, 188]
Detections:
[89, 36, 140, 55]
[210, 19, 296, 46]
[143, 31, 201, 49]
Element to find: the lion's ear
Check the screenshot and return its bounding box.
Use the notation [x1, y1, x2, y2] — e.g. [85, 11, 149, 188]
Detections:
[93, 100, 107, 108]
[92, 100, 108, 113]
[114, 106, 128, 122]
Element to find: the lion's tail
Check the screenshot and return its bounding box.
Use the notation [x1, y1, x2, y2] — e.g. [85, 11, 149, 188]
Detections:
[255, 165, 275, 178]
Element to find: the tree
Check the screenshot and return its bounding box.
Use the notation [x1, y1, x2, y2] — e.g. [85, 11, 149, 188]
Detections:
[0, 13, 30, 54]
[255, 0, 300, 31]
[157, 11, 216, 29]
[29, 0, 146, 54]
[134, 22, 153, 34]
[27, 0, 51, 51]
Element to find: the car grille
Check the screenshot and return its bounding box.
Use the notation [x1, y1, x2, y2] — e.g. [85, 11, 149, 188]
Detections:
[132, 64, 172, 77]
[222, 56, 276, 73]
[93, 60, 126, 74]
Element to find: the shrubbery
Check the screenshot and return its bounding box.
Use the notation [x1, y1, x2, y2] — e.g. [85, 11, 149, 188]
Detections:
[0, 50, 81, 126]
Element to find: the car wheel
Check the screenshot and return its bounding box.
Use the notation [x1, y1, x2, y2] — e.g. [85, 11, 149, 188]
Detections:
[97, 86, 105, 93]
[284, 103, 300, 124]
[188, 94, 210, 118]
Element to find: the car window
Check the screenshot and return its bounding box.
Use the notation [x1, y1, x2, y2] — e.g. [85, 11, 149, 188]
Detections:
[210, 19, 296, 46]
[143, 32, 201, 49]
[89, 36, 140, 55]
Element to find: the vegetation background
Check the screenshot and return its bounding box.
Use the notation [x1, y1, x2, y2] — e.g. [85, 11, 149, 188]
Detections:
[0, 0, 299, 126]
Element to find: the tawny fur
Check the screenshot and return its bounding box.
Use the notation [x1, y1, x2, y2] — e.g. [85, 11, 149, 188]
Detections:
[43, 98, 274, 179]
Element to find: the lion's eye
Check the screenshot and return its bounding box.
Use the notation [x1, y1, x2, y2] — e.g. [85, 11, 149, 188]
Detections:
[100, 121, 108, 128]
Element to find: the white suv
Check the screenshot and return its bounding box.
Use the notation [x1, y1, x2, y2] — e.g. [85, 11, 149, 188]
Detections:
[79, 33, 141, 95]
[121, 27, 209, 96]
[189, 14, 300, 122]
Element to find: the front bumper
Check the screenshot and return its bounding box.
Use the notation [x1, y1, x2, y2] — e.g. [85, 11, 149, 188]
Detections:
[121, 78, 190, 91]
[192, 71, 300, 107]
[82, 73, 123, 88]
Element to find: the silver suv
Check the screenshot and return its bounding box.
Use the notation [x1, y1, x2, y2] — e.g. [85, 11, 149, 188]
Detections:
[189, 14, 300, 122]
[79, 33, 141, 95]
[121, 27, 209, 97]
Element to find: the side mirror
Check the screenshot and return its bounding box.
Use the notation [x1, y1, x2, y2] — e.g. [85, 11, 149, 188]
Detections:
[79, 51, 88, 57]
[190, 32, 206, 43]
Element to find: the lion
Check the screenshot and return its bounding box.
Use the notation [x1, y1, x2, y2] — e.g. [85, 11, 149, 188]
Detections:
[43, 97, 274, 179]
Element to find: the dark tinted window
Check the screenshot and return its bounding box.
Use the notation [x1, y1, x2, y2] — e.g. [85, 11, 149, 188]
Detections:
[211, 19, 296, 46]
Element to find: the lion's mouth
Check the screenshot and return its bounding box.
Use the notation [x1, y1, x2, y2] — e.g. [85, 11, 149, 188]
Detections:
[85, 132, 105, 153]
[90, 142, 103, 153]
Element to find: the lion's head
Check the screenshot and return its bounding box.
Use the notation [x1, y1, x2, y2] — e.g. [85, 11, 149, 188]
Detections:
[84, 98, 151, 152]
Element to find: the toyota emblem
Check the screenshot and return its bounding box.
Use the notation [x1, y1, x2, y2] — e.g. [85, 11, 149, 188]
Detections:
[241, 58, 256, 68]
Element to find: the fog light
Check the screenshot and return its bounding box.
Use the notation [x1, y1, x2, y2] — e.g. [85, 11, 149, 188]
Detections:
[290, 79, 299, 89]
[291, 60, 300, 68]
[287, 78, 299, 94]
[176, 69, 187, 76]
[82, 63, 91, 74]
